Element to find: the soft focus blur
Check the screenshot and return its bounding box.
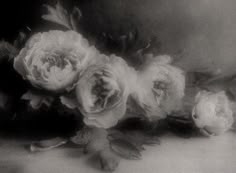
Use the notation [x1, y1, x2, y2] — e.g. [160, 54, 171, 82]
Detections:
[2, 0, 236, 77]
[0, 1, 236, 173]
[74, 0, 236, 78]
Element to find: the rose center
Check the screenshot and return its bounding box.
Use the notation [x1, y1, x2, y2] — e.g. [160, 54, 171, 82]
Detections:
[152, 81, 168, 97]
[90, 70, 120, 111]
[41, 51, 77, 71]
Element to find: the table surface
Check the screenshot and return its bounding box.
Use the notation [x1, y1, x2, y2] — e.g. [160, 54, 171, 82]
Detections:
[0, 132, 235, 173]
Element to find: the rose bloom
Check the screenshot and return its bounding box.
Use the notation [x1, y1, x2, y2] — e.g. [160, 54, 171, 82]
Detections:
[132, 55, 185, 120]
[14, 30, 100, 92]
[75, 55, 137, 128]
[192, 90, 234, 136]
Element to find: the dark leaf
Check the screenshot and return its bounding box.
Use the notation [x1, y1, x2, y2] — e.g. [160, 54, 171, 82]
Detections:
[70, 127, 92, 145]
[0, 91, 10, 111]
[167, 113, 193, 125]
[108, 130, 145, 151]
[142, 136, 161, 146]
[167, 114, 197, 138]
[85, 128, 109, 153]
[71, 127, 108, 153]
[0, 41, 18, 60]
[13, 31, 28, 49]
[125, 131, 161, 146]
[110, 139, 141, 160]
[70, 7, 82, 31]
[99, 147, 120, 172]
[42, 2, 71, 29]
[21, 90, 54, 109]
[29, 137, 67, 152]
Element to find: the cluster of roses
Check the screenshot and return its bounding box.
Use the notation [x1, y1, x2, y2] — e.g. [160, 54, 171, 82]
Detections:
[14, 30, 234, 136]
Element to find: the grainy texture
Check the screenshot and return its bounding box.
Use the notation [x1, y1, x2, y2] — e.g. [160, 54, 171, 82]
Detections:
[0, 132, 235, 173]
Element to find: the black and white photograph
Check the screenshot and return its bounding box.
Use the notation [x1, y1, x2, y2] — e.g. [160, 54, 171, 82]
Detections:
[0, 0, 236, 172]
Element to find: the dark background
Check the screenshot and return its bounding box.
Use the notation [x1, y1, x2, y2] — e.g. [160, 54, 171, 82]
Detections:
[0, 0, 44, 41]
[1, 0, 236, 74]
[0, 0, 159, 51]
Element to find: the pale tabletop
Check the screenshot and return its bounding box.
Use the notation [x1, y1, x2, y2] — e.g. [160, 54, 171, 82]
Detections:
[0, 132, 235, 173]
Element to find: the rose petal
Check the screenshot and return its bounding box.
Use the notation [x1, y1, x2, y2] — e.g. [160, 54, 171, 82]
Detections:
[192, 90, 234, 135]
[13, 48, 28, 78]
[133, 55, 185, 119]
[60, 95, 78, 109]
[83, 97, 127, 129]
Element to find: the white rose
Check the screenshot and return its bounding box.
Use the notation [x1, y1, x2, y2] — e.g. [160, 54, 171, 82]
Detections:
[75, 55, 137, 128]
[132, 55, 185, 120]
[192, 90, 234, 136]
[14, 30, 100, 92]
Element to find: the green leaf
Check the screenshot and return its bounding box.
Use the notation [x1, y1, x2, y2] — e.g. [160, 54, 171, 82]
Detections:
[42, 2, 71, 29]
[110, 139, 141, 160]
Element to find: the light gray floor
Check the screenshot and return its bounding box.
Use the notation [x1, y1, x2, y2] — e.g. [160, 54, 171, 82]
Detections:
[0, 132, 235, 173]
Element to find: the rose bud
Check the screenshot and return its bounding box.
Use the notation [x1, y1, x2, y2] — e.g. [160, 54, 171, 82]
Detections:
[192, 90, 234, 136]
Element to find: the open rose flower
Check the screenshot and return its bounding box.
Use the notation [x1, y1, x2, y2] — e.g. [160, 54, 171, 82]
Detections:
[132, 55, 185, 120]
[192, 90, 234, 136]
[63, 55, 137, 128]
[14, 30, 100, 92]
